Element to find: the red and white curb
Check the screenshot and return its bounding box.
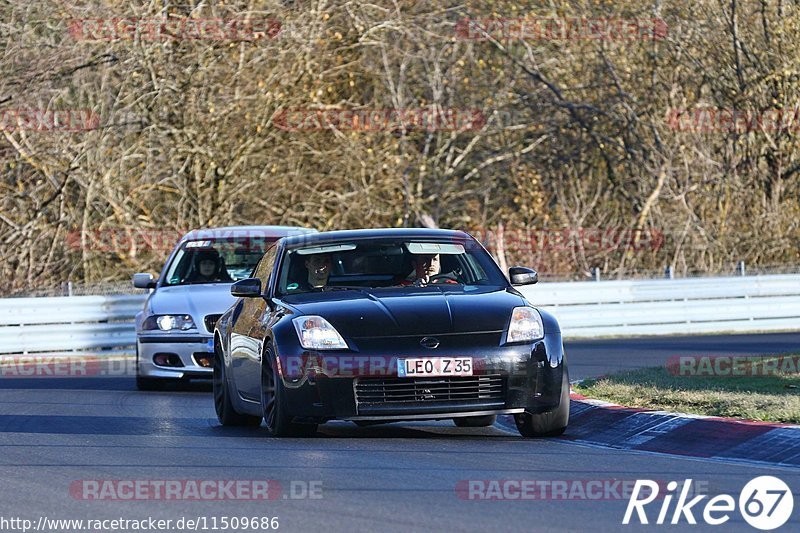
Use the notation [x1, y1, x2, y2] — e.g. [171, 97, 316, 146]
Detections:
[499, 389, 800, 467]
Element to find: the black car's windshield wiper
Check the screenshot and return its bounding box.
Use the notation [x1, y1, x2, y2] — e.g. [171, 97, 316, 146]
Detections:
[321, 285, 368, 292]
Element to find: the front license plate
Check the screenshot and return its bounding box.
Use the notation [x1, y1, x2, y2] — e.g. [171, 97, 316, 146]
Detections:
[397, 357, 473, 378]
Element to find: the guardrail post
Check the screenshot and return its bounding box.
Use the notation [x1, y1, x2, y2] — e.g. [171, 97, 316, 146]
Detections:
[591, 267, 600, 281]
[736, 261, 746, 276]
[664, 265, 673, 279]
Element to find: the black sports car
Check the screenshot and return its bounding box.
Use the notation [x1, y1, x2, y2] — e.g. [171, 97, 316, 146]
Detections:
[213, 228, 569, 437]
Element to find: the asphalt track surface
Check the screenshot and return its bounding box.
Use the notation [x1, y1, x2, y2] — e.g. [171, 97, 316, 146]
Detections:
[0, 333, 798, 532]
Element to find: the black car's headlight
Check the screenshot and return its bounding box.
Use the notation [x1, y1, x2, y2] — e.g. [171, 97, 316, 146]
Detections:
[142, 314, 196, 331]
[292, 316, 348, 350]
[504, 307, 545, 344]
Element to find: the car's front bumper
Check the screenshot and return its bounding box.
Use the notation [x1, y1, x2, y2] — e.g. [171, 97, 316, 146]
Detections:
[137, 334, 215, 379]
[272, 331, 567, 423]
[346, 408, 526, 422]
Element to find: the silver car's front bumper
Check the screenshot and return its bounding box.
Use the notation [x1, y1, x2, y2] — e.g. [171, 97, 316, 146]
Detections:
[137, 334, 214, 379]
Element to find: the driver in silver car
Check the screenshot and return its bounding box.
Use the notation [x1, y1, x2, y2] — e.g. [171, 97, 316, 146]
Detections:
[187, 249, 231, 283]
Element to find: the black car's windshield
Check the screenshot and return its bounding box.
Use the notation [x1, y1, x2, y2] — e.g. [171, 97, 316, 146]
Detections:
[164, 237, 277, 286]
[277, 239, 507, 295]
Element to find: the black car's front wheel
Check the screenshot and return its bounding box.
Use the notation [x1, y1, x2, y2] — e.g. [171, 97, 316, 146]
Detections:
[261, 345, 317, 437]
[515, 370, 570, 438]
[213, 344, 262, 427]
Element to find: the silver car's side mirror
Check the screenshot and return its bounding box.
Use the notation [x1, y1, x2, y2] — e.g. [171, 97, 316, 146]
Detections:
[133, 273, 157, 289]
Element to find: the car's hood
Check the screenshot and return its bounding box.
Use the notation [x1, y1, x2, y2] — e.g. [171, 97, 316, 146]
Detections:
[280, 286, 526, 337]
[148, 283, 237, 320]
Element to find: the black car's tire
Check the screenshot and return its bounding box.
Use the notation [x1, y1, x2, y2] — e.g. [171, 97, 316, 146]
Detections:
[453, 415, 497, 427]
[261, 345, 317, 437]
[213, 343, 262, 427]
[515, 370, 570, 438]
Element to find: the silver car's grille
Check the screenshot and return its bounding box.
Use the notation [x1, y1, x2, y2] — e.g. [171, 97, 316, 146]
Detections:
[204, 314, 222, 333]
[355, 375, 505, 405]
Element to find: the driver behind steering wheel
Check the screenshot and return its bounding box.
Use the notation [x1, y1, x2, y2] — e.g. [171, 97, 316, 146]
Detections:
[399, 253, 458, 287]
[286, 253, 332, 292]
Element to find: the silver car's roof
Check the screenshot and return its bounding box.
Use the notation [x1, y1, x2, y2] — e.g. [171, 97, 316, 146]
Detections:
[179, 226, 316, 243]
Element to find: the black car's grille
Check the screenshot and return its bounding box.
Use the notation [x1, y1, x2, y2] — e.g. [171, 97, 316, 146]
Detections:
[204, 314, 222, 333]
[355, 375, 505, 406]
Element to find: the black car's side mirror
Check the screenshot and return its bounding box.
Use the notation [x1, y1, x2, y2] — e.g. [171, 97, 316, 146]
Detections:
[231, 278, 262, 298]
[132, 273, 157, 289]
[509, 266, 538, 286]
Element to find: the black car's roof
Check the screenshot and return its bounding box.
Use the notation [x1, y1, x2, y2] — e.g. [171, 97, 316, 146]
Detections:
[281, 228, 473, 248]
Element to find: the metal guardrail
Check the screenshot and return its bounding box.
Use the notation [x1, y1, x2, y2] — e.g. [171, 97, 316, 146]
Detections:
[1, 274, 799, 354]
[518, 273, 800, 338]
[0, 294, 145, 354]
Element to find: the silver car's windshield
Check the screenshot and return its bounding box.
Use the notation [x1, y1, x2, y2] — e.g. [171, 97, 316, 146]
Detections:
[164, 237, 277, 286]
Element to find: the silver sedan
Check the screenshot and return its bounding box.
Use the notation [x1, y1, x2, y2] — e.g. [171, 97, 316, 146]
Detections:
[132, 225, 315, 390]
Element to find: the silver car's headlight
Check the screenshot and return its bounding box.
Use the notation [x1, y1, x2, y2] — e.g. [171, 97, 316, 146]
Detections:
[505, 307, 544, 343]
[142, 314, 196, 331]
[292, 316, 348, 350]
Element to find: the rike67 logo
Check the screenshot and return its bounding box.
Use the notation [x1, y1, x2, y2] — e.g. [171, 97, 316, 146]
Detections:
[624, 477, 794, 530]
